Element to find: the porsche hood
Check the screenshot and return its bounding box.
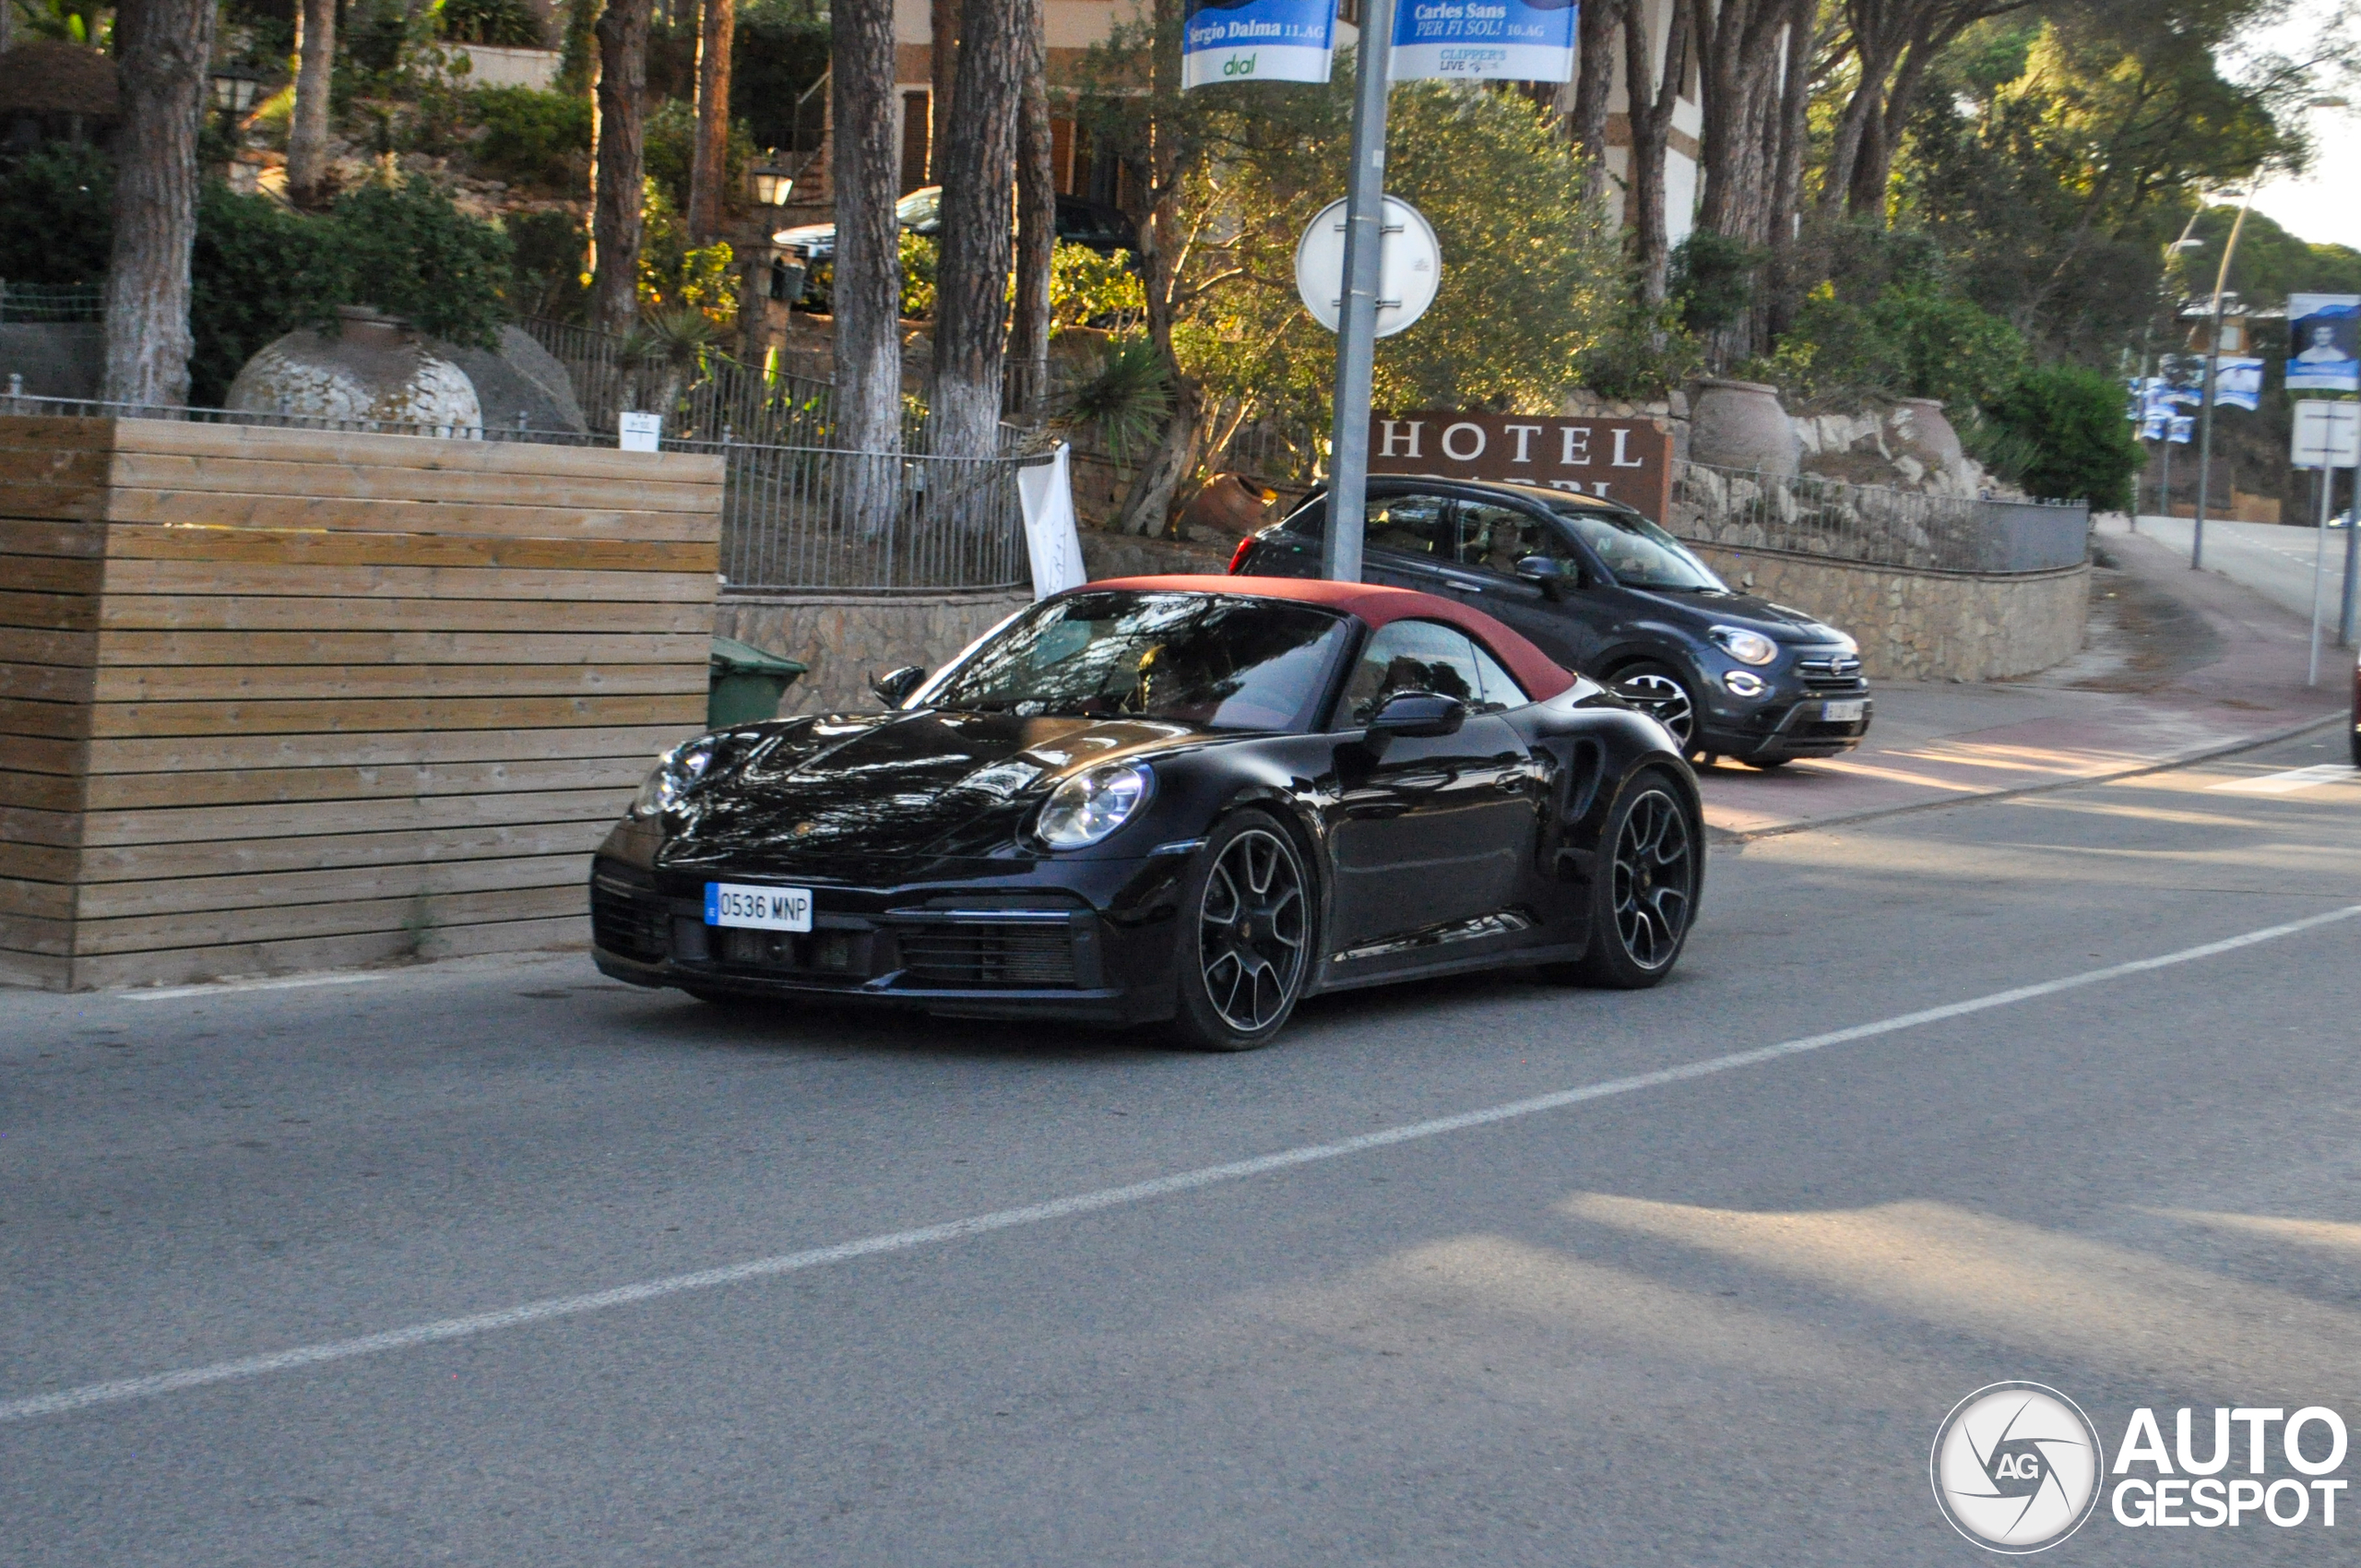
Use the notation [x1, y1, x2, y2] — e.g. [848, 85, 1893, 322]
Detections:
[654, 709, 1203, 873]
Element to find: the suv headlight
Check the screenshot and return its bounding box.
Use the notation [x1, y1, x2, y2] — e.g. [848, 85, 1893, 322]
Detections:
[1709, 625, 1779, 666]
[632, 739, 716, 816]
[1035, 763, 1153, 849]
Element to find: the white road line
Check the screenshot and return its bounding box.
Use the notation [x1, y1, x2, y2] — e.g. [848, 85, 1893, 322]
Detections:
[2208, 763, 2360, 796]
[121, 972, 388, 1003]
[9, 903, 2357, 1426]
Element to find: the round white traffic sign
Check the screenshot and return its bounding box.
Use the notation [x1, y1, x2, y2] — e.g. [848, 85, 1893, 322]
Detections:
[1294, 196, 1442, 339]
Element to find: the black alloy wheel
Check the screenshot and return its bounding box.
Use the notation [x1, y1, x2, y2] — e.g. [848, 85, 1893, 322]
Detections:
[1171, 814, 1311, 1051]
[1612, 662, 1700, 754]
[1557, 769, 1698, 989]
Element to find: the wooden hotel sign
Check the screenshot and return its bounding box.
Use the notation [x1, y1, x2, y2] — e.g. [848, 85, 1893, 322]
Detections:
[1366, 410, 1675, 523]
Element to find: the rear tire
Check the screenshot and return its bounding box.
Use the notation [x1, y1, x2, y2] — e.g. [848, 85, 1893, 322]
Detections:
[1167, 812, 1313, 1051]
[1553, 767, 1699, 990]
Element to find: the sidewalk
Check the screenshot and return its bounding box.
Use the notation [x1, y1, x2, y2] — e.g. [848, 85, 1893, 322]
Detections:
[1696, 517, 2351, 837]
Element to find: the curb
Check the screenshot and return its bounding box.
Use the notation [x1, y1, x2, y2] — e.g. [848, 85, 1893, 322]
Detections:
[1708, 710, 2348, 845]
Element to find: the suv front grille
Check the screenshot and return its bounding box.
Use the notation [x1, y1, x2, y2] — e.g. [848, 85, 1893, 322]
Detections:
[1796, 653, 1867, 694]
[591, 883, 670, 962]
[898, 922, 1077, 987]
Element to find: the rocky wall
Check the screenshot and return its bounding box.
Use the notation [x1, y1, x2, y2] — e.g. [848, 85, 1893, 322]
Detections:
[1691, 545, 2090, 683]
[717, 590, 1033, 717]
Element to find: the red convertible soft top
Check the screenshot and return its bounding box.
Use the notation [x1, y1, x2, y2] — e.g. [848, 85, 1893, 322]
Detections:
[1075, 574, 1578, 703]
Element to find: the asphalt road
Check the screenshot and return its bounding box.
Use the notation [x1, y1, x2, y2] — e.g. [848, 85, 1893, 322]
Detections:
[2131, 513, 2355, 631]
[5, 730, 2358, 1565]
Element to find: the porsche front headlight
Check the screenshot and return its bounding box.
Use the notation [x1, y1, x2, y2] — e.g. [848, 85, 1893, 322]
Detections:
[1034, 763, 1153, 849]
[632, 739, 716, 816]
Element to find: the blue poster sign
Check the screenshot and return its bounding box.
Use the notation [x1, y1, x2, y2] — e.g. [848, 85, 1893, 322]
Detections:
[2286, 293, 2360, 393]
[1183, 0, 1336, 89]
[1391, 0, 1578, 82]
[2214, 355, 2263, 411]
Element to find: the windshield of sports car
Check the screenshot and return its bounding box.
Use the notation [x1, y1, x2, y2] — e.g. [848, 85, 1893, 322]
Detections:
[1549, 504, 1728, 591]
[921, 592, 1350, 731]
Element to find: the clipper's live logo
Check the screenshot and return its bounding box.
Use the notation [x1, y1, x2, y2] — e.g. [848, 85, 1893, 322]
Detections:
[1930, 1383, 2104, 1552]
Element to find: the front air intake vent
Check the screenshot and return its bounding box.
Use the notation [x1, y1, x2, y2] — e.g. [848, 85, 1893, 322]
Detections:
[898, 923, 1078, 987]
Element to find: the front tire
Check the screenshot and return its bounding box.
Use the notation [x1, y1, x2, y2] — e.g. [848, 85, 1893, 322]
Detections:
[1559, 768, 1699, 989]
[1168, 813, 1313, 1051]
[1612, 661, 1703, 754]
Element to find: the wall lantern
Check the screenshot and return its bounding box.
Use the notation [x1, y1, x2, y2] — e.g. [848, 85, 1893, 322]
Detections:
[749, 153, 796, 210]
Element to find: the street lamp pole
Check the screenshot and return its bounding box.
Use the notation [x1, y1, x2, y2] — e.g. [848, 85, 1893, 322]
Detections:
[2189, 187, 2254, 573]
[1321, 0, 1394, 584]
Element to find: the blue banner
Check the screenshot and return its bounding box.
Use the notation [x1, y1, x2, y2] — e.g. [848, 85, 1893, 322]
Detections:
[1391, 0, 1578, 82]
[1183, 0, 1335, 88]
[2287, 293, 2360, 394]
[2214, 355, 2263, 412]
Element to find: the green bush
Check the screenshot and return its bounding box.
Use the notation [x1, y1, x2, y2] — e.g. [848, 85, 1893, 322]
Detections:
[329, 178, 513, 347]
[0, 145, 114, 287]
[1669, 232, 1766, 336]
[1755, 281, 2026, 412]
[506, 208, 588, 320]
[0, 154, 513, 400]
[1981, 363, 2143, 511]
[189, 184, 350, 403]
[643, 97, 757, 217]
[469, 85, 592, 187]
[730, 5, 831, 150]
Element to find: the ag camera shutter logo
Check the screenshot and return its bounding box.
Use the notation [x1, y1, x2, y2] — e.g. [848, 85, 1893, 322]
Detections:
[1930, 1383, 2104, 1552]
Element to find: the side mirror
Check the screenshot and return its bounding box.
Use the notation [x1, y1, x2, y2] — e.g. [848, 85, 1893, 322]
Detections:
[1367, 689, 1467, 740]
[872, 665, 928, 707]
[1515, 554, 1572, 600]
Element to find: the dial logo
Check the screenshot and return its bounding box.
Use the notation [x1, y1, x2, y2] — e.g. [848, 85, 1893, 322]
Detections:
[1931, 1383, 2104, 1552]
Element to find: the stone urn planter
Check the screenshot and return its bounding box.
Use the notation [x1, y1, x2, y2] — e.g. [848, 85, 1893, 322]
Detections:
[1885, 397, 1966, 484]
[1688, 377, 1799, 477]
[227, 305, 482, 432]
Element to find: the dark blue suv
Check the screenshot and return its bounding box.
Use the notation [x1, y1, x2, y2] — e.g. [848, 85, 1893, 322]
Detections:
[1232, 474, 1872, 767]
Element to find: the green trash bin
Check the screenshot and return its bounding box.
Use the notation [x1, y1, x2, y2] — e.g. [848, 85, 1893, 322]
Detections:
[707, 636, 808, 727]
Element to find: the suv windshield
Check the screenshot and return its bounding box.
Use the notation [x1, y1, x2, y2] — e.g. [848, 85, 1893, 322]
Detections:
[896, 188, 942, 229]
[924, 592, 1349, 731]
[1549, 504, 1726, 591]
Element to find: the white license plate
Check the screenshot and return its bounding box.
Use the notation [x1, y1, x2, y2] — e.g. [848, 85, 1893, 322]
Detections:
[705, 883, 813, 932]
[1821, 700, 1867, 723]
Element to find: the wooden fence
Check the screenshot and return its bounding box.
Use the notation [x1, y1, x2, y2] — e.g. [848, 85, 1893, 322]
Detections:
[0, 416, 722, 991]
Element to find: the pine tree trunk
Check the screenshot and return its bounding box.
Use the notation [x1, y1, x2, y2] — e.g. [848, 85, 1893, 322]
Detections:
[929, 0, 1022, 462]
[1624, 0, 1690, 308]
[929, 0, 960, 184]
[287, 0, 337, 208]
[590, 0, 652, 340]
[687, 0, 735, 243]
[1763, 0, 1815, 342]
[831, 0, 903, 471]
[1571, 0, 1626, 198]
[1010, 0, 1054, 425]
[102, 0, 217, 409]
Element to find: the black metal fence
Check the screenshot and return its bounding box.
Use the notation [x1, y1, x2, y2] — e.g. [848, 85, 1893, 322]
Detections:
[1670, 461, 2090, 575]
[0, 393, 1049, 594]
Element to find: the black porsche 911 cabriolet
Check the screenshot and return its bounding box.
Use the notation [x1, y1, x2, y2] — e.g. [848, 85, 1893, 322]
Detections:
[590, 576, 1703, 1051]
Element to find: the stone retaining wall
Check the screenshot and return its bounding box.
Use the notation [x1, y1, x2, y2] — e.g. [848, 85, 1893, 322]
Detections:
[714, 534, 1237, 717]
[716, 590, 1033, 716]
[1691, 544, 2089, 683]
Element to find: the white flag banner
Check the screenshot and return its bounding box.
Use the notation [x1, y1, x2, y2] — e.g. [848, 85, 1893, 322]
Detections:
[1391, 0, 1578, 82]
[1182, 0, 1336, 88]
[1017, 445, 1087, 600]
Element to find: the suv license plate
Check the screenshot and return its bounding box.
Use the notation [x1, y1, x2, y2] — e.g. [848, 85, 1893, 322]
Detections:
[706, 883, 813, 932]
[1821, 700, 1867, 723]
